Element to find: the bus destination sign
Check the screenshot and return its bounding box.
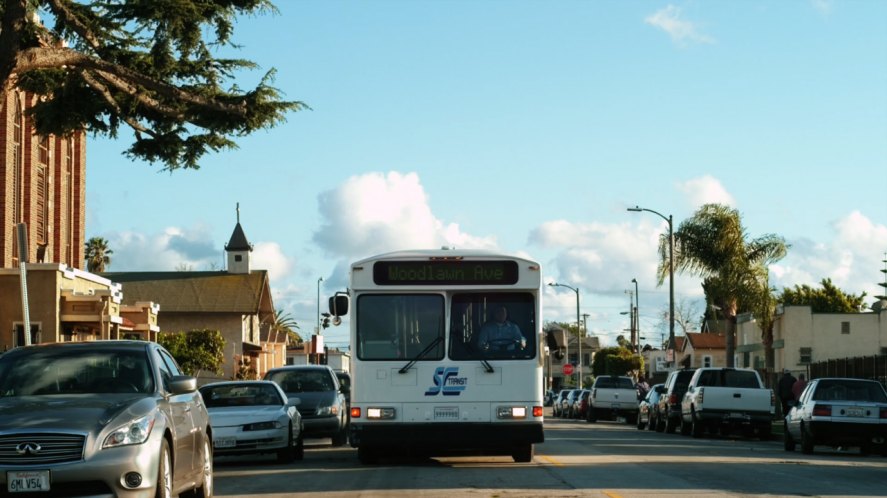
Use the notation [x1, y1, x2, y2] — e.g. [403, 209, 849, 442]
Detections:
[373, 260, 519, 285]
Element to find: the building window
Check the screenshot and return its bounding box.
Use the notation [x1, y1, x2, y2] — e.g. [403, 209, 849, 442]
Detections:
[582, 353, 590, 367]
[742, 352, 750, 368]
[235, 255, 242, 262]
[799, 347, 812, 364]
[703, 355, 712, 368]
[841, 321, 850, 335]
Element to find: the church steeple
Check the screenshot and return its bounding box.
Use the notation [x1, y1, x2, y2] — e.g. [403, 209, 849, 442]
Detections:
[225, 203, 253, 274]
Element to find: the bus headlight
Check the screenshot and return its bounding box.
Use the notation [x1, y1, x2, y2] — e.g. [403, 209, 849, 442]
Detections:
[366, 407, 396, 420]
[497, 406, 527, 419]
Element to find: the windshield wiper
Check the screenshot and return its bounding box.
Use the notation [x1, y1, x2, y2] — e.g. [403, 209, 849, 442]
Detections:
[462, 341, 494, 373]
[399, 336, 443, 374]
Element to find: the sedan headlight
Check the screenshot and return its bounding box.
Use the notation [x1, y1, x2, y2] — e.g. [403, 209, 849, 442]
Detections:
[243, 421, 282, 431]
[316, 405, 339, 416]
[103, 414, 155, 449]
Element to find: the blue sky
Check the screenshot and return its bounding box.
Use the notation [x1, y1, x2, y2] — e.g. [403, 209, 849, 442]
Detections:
[85, 1, 887, 350]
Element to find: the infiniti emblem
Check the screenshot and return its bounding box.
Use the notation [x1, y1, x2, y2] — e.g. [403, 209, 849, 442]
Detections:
[16, 443, 42, 455]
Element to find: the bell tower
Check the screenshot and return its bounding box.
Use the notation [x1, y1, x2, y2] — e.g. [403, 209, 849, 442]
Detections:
[225, 203, 253, 274]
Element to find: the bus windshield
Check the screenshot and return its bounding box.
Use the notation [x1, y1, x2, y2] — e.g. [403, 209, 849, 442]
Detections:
[449, 292, 536, 361]
[356, 294, 444, 361]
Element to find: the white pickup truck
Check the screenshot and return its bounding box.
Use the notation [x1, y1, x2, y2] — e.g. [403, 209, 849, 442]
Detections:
[680, 367, 775, 439]
[587, 375, 639, 424]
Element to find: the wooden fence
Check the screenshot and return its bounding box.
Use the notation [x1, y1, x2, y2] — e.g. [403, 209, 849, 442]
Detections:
[809, 355, 887, 385]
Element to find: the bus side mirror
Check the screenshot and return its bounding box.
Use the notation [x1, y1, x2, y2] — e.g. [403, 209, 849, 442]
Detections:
[329, 293, 349, 317]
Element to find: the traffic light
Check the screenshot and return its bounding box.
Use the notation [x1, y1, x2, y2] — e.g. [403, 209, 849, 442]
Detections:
[546, 329, 566, 360]
[321, 312, 331, 329]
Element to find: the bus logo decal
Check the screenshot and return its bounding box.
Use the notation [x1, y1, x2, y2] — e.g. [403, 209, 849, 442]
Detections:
[425, 367, 467, 396]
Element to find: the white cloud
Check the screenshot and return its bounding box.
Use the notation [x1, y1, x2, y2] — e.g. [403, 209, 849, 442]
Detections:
[772, 211, 887, 302]
[252, 242, 294, 282]
[106, 226, 224, 272]
[645, 5, 715, 45]
[529, 218, 703, 297]
[677, 175, 736, 208]
[811, 0, 832, 16]
[313, 171, 497, 258]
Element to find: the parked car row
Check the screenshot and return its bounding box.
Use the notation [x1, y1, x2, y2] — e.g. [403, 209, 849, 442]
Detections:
[628, 367, 887, 457]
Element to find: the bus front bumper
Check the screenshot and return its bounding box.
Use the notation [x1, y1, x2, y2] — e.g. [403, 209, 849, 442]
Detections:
[350, 422, 544, 449]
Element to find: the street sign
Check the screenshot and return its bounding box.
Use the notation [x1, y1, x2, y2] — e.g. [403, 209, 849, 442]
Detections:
[562, 364, 574, 376]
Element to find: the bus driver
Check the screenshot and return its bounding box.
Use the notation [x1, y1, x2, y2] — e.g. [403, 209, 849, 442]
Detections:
[478, 306, 525, 352]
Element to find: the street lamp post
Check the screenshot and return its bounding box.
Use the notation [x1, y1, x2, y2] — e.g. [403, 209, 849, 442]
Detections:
[316, 277, 323, 334]
[628, 205, 675, 368]
[549, 282, 581, 386]
[631, 278, 639, 351]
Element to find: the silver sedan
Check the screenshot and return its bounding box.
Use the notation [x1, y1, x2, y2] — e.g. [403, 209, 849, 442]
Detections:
[199, 381, 304, 463]
[0, 340, 213, 498]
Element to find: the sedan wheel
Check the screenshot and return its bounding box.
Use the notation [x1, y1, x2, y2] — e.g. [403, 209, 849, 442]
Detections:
[800, 425, 815, 454]
[783, 424, 796, 452]
[156, 439, 172, 498]
[277, 425, 297, 463]
[294, 429, 305, 461]
[194, 437, 214, 498]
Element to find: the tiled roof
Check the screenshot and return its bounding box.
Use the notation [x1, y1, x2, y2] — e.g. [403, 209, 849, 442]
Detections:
[103, 270, 269, 313]
[685, 332, 726, 350]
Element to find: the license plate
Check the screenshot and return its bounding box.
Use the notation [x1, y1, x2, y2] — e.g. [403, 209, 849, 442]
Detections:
[845, 408, 864, 417]
[729, 412, 746, 419]
[7, 471, 50, 493]
[214, 437, 236, 449]
[434, 407, 459, 420]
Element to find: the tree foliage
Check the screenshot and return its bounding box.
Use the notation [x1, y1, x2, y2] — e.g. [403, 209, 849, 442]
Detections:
[157, 329, 226, 377]
[591, 346, 642, 377]
[0, 0, 306, 171]
[779, 278, 867, 313]
[84, 236, 112, 272]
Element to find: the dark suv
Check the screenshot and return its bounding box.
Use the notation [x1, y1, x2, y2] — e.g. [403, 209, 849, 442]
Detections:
[656, 368, 696, 433]
[264, 365, 349, 446]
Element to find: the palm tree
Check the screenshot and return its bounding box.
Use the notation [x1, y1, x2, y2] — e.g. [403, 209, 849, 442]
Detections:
[84, 237, 113, 272]
[656, 204, 788, 367]
[268, 310, 302, 347]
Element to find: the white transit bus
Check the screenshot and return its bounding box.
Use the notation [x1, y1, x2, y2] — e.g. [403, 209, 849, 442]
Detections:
[328, 249, 544, 463]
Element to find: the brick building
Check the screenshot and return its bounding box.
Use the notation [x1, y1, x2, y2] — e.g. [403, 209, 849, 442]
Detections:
[1, 89, 86, 268]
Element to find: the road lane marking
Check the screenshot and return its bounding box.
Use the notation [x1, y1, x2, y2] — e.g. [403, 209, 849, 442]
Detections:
[538, 455, 564, 466]
[602, 492, 623, 498]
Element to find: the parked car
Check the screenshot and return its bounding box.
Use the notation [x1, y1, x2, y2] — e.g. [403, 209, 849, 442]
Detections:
[552, 389, 571, 417]
[264, 365, 349, 445]
[573, 390, 592, 419]
[680, 367, 775, 439]
[656, 368, 696, 433]
[784, 377, 887, 455]
[199, 380, 304, 462]
[588, 376, 638, 424]
[638, 384, 665, 431]
[544, 390, 557, 407]
[561, 389, 580, 418]
[0, 340, 212, 498]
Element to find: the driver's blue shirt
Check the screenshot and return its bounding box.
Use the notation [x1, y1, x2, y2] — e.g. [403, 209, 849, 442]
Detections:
[479, 321, 523, 351]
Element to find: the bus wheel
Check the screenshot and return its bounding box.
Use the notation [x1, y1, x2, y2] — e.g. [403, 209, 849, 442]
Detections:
[512, 444, 534, 463]
[357, 445, 379, 465]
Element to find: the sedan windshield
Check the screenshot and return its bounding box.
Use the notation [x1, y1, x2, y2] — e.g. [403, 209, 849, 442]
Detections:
[0, 349, 154, 396]
[200, 384, 283, 407]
